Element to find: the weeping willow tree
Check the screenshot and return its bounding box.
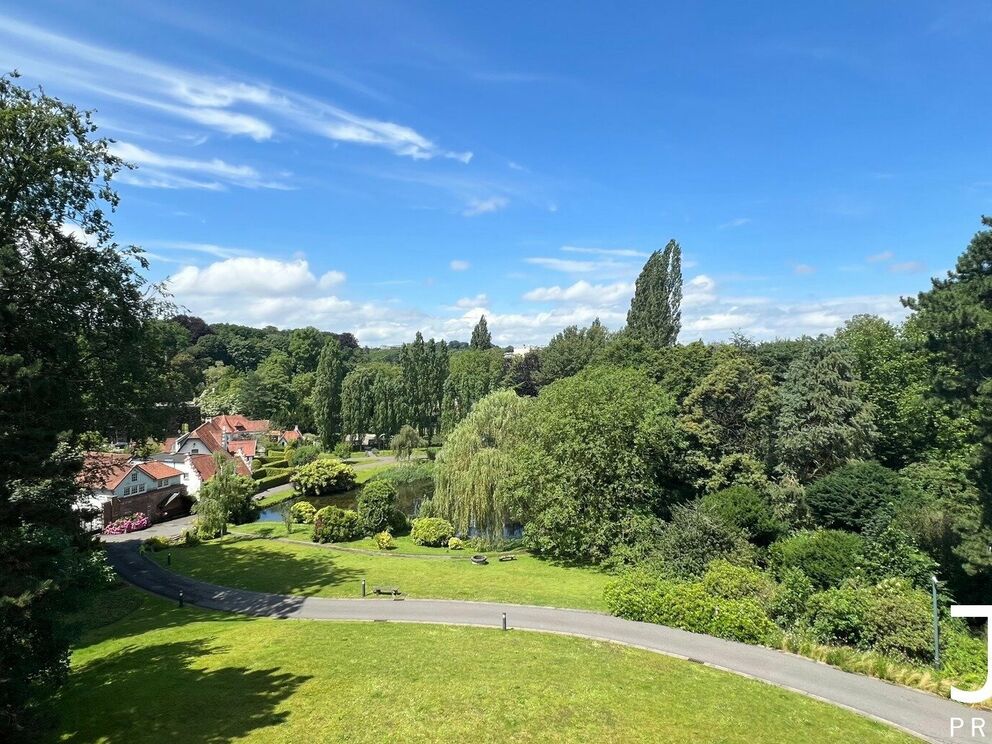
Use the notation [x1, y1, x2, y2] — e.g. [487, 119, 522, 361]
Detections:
[433, 389, 530, 542]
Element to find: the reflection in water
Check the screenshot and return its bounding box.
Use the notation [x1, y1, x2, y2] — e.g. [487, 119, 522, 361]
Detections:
[257, 479, 433, 522]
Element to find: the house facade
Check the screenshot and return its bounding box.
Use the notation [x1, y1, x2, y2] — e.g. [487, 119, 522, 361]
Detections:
[78, 454, 190, 529]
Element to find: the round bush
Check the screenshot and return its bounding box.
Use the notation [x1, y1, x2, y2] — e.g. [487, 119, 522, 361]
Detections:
[708, 598, 781, 646]
[701, 560, 775, 606]
[289, 443, 321, 467]
[769, 530, 864, 589]
[333, 442, 353, 459]
[448, 537, 464, 550]
[292, 459, 357, 498]
[374, 531, 395, 550]
[701, 486, 786, 546]
[290, 501, 317, 524]
[312, 506, 361, 543]
[410, 517, 454, 547]
[357, 480, 397, 535]
[805, 461, 912, 532]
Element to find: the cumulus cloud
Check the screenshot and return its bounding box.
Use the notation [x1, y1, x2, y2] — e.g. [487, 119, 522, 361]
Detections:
[462, 196, 509, 216]
[167, 257, 344, 296]
[454, 294, 488, 308]
[449, 259, 470, 271]
[523, 280, 633, 304]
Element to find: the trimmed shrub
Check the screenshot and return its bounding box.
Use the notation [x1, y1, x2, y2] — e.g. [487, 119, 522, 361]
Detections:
[701, 560, 775, 606]
[102, 512, 149, 535]
[374, 531, 395, 550]
[604, 571, 779, 645]
[701, 486, 786, 546]
[289, 444, 321, 467]
[333, 442, 353, 459]
[312, 506, 361, 543]
[290, 501, 317, 524]
[805, 461, 914, 533]
[292, 459, 357, 498]
[769, 530, 864, 589]
[254, 470, 292, 493]
[448, 537, 464, 550]
[142, 535, 171, 552]
[410, 517, 454, 547]
[357, 480, 397, 535]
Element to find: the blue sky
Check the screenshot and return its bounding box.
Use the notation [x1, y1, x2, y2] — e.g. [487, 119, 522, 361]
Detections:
[3, 1, 991, 346]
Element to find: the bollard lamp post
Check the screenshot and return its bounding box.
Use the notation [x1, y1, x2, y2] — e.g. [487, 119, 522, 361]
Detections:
[930, 574, 940, 669]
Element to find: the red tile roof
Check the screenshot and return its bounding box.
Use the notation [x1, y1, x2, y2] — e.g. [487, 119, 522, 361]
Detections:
[227, 439, 257, 457]
[211, 415, 269, 433]
[136, 461, 183, 480]
[281, 429, 301, 442]
[189, 453, 251, 482]
[162, 437, 177, 453]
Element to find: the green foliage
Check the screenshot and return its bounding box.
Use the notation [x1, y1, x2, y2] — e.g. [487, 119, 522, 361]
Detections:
[700, 486, 785, 546]
[410, 517, 455, 547]
[399, 332, 449, 438]
[470, 315, 492, 349]
[770, 530, 865, 589]
[679, 353, 775, 486]
[651, 502, 755, 579]
[604, 571, 779, 646]
[312, 338, 345, 449]
[776, 340, 876, 481]
[513, 366, 686, 563]
[142, 536, 171, 552]
[253, 470, 292, 492]
[288, 326, 325, 374]
[341, 363, 403, 442]
[291, 459, 357, 498]
[374, 531, 395, 550]
[860, 517, 936, 588]
[805, 579, 933, 661]
[769, 567, 815, 628]
[289, 443, 321, 467]
[193, 454, 258, 537]
[332, 442, 353, 459]
[435, 389, 529, 540]
[290, 501, 317, 524]
[440, 348, 506, 432]
[240, 351, 296, 424]
[805, 461, 913, 532]
[701, 560, 775, 606]
[312, 506, 362, 543]
[535, 319, 610, 387]
[626, 240, 682, 348]
[448, 537, 464, 550]
[390, 425, 424, 460]
[357, 479, 398, 535]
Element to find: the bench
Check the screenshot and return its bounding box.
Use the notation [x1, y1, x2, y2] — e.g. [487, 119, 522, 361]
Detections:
[372, 586, 401, 597]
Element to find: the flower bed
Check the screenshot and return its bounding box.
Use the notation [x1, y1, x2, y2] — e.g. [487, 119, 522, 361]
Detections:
[102, 512, 150, 535]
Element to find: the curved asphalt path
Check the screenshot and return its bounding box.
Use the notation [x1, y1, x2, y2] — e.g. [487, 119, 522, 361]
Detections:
[104, 528, 989, 743]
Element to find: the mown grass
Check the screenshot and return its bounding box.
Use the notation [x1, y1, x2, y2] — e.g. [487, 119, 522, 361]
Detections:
[152, 533, 611, 610]
[56, 586, 914, 744]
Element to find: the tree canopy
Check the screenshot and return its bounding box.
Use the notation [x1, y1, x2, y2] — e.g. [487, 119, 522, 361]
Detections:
[626, 239, 682, 348]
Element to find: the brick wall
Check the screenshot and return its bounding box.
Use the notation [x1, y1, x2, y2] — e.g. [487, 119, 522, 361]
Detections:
[103, 485, 191, 525]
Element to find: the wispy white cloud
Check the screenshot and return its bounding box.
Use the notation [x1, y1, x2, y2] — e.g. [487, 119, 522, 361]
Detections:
[889, 261, 926, 274]
[146, 241, 258, 259]
[561, 245, 649, 258]
[867, 250, 895, 263]
[524, 256, 636, 276]
[110, 142, 291, 190]
[793, 263, 816, 275]
[449, 259, 470, 271]
[718, 217, 751, 229]
[0, 15, 470, 161]
[462, 196, 509, 216]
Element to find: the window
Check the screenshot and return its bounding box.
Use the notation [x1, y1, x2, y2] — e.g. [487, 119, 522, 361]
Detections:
[138, 483, 145, 493]
[191, 448, 199, 454]
[131, 472, 138, 482]
[122, 486, 130, 496]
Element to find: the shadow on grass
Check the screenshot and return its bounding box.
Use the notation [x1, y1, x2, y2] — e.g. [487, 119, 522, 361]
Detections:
[162, 535, 363, 597]
[59, 639, 310, 743]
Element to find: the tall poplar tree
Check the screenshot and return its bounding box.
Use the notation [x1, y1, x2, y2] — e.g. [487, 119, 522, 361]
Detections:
[470, 315, 492, 349]
[312, 338, 344, 448]
[626, 239, 682, 347]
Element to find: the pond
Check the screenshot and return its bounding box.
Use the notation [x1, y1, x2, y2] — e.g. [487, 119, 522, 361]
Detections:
[256, 478, 433, 522]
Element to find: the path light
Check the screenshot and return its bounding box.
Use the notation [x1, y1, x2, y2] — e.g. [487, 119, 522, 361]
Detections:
[930, 575, 940, 669]
[178, 589, 184, 609]
[502, 612, 507, 631]
[362, 578, 366, 598]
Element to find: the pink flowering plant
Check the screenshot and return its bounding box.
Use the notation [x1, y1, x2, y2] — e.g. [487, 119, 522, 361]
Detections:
[102, 512, 150, 535]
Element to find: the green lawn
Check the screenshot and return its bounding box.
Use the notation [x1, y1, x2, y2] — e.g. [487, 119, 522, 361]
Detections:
[235, 522, 520, 557]
[152, 533, 610, 610]
[56, 587, 913, 743]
